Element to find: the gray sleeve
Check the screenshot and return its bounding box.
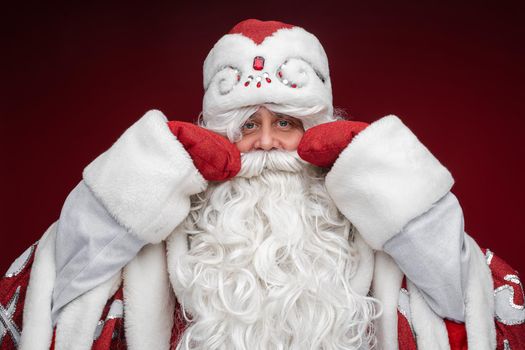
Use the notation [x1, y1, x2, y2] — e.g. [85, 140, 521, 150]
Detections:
[383, 192, 470, 322]
[51, 181, 147, 325]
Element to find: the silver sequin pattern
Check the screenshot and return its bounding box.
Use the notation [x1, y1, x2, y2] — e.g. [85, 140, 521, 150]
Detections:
[397, 287, 415, 335]
[494, 275, 525, 325]
[485, 249, 494, 266]
[93, 299, 123, 341]
[0, 286, 21, 347]
[4, 245, 36, 278]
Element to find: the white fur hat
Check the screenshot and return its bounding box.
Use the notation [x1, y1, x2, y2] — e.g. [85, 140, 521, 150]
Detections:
[202, 19, 333, 129]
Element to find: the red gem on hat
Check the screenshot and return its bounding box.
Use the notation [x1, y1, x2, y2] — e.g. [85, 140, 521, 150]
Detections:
[253, 56, 265, 71]
[228, 19, 294, 45]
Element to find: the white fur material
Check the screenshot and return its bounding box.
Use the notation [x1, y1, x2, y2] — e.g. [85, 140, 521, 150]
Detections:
[407, 280, 450, 350]
[463, 235, 497, 349]
[391, 237, 496, 349]
[349, 231, 375, 296]
[54, 272, 122, 350]
[123, 243, 175, 350]
[202, 26, 333, 127]
[19, 223, 57, 350]
[83, 110, 207, 244]
[371, 251, 403, 350]
[325, 115, 455, 250]
[166, 228, 189, 277]
[168, 152, 380, 349]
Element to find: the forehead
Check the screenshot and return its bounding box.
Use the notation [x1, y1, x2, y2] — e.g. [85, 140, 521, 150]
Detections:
[248, 108, 295, 121]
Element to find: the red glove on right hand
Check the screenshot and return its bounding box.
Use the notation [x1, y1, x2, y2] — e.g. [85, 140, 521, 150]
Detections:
[297, 120, 369, 168]
[167, 121, 241, 181]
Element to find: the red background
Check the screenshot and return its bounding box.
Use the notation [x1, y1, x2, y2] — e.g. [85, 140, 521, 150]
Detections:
[2, 1, 524, 273]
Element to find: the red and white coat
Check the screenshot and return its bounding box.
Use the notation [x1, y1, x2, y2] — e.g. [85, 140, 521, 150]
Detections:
[1, 111, 523, 349]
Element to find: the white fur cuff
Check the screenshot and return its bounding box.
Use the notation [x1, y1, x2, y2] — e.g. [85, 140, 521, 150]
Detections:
[83, 110, 207, 244]
[325, 115, 454, 250]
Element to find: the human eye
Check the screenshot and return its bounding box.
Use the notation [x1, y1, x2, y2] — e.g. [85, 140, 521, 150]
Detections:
[277, 119, 290, 128]
[244, 121, 256, 129]
[241, 120, 258, 133]
[275, 116, 299, 130]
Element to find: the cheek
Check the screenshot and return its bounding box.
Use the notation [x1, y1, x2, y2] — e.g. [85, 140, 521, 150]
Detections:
[235, 136, 254, 152]
[282, 130, 305, 150]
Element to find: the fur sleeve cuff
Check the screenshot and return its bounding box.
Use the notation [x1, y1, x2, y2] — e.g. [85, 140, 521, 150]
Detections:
[83, 110, 207, 244]
[325, 115, 454, 250]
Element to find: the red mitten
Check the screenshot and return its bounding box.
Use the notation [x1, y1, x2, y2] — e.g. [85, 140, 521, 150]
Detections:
[167, 121, 241, 181]
[297, 120, 369, 168]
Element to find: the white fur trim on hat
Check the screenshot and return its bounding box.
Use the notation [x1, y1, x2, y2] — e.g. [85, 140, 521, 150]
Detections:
[203, 24, 333, 127]
[325, 115, 454, 250]
[83, 110, 207, 244]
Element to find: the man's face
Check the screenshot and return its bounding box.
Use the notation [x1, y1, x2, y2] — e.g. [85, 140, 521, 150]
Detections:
[234, 106, 305, 153]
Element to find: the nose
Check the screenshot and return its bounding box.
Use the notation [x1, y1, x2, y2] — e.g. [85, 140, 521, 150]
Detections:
[254, 124, 281, 150]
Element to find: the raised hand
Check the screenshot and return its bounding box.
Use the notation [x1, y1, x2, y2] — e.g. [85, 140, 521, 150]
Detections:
[297, 120, 369, 168]
[167, 121, 241, 181]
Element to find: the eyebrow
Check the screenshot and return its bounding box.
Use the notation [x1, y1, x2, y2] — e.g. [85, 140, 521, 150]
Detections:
[246, 112, 299, 122]
[247, 113, 261, 121]
[275, 114, 302, 124]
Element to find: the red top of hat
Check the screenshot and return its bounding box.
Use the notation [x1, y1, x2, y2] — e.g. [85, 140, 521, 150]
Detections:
[228, 19, 295, 45]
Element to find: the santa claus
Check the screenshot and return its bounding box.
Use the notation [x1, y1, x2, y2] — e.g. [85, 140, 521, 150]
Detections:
[1, 19, 524, 350]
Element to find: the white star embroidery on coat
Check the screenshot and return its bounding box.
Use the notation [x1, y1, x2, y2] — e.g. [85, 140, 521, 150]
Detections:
[0, 286, 21, 347]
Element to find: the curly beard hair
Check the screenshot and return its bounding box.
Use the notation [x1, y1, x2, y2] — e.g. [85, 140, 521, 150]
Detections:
[168, 150, 380, 350]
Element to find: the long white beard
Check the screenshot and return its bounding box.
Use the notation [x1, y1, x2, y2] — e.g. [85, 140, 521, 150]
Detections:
[169, 151, 379, 350]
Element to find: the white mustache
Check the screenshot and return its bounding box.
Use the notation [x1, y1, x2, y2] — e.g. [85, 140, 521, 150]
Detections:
[237, 150, 308, 178]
